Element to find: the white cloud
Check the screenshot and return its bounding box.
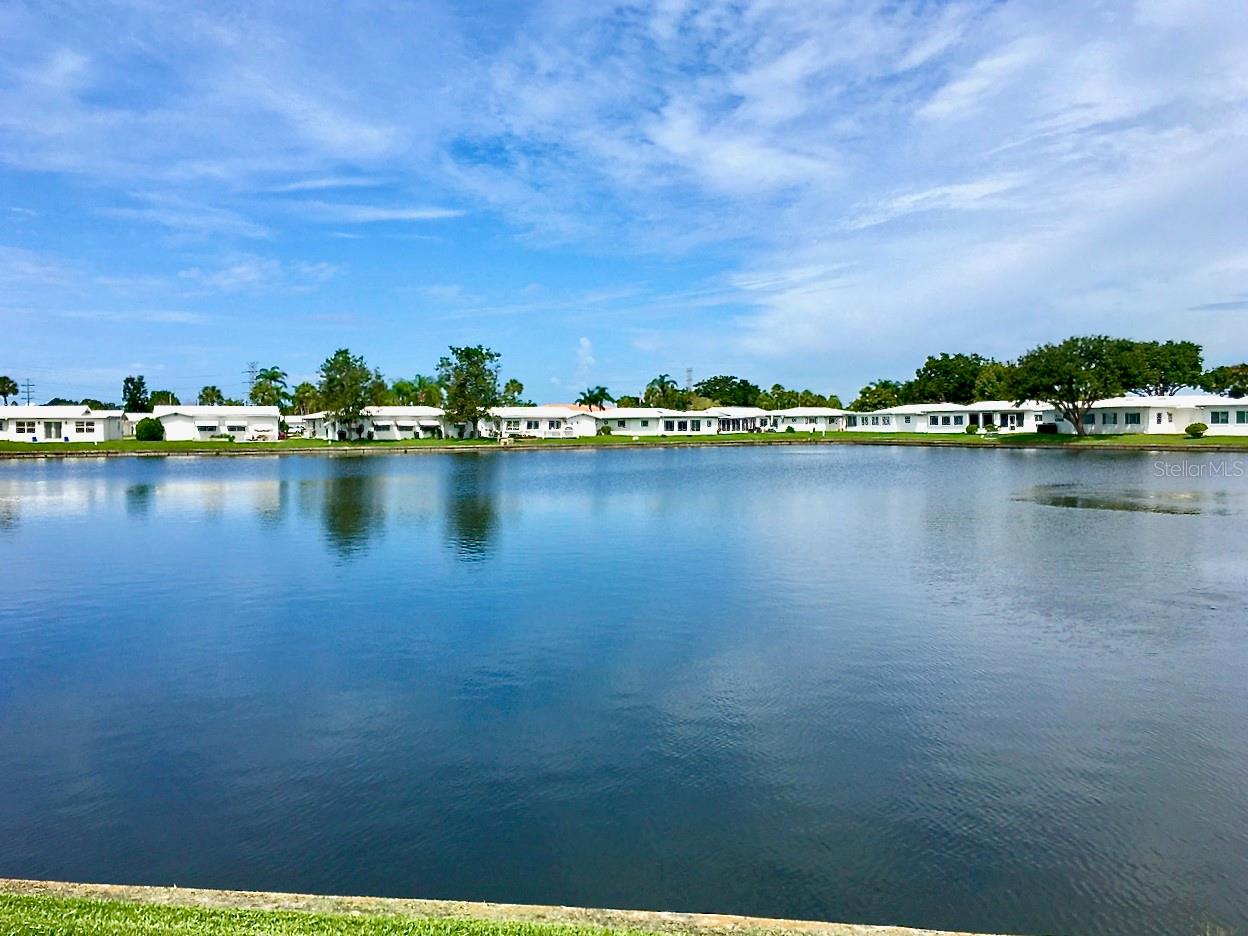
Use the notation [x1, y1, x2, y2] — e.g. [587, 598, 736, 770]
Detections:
[294, 201, 464, 223]
[576, 336, 595, 375]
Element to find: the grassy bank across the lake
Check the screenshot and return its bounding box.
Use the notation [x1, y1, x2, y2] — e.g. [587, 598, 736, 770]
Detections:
[0, 879, 1005, 936]
[2, 431, 1248, 459]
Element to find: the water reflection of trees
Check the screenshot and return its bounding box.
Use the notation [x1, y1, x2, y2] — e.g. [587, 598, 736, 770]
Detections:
[444, 455, 498, 561]
[314, 462, 388, 557]
[125, 483, 155, 515]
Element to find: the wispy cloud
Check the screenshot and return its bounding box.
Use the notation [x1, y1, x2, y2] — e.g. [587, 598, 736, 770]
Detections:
[293, 201, 464, 223]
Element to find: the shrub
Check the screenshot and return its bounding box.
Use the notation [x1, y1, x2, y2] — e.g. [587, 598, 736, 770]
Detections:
[784, 425, 795, 433]
[964, 424, 979, 434]
[134, 417, 164, 442]
[1185, 422, 1208, 438]
[983, 422, 998, 433]
[596, 424, 613, 436]
[210, 433, 234, 441]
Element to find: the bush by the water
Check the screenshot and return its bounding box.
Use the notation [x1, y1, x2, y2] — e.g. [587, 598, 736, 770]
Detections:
[596, 424, 613, 436]
[964, 424, 979, 434]
[1185, 422, 1208, 438]
[134, 417, 164, 442]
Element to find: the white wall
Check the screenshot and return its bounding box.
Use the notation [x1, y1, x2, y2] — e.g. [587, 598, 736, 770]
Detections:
[0, 414, 123, 442]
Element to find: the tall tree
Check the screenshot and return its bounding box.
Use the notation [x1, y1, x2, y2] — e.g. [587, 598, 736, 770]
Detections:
[693, 375, 761, 407]
[318, 349, 374, 430]
[643, 374, 680, 407]
[575, 386, 615, 410]
[0, 376, 16, 405]
[368, 370, 390, 406]
[413, 375, 445, 406]
[437, 345, 502, 434]
[906, 352, 989, 404]
[1130, 340, 1203, 395]
[249, 366, 289, 408]
[1199, 363, 1248, 398]
[500, 378, 526, 406]
[614, 394, 641, 407]
[198, 385, 225, 405]
[1008, 335, 1145, 435]
[849, 379, 905, 412]
[973, 361, 1015, 401]
[149, 389, 180, 406]
[121, 375, 150, 413]
[290, 381, 321, 414]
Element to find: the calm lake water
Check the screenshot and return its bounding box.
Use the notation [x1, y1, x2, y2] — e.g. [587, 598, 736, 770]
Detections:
[1, 446, 1246, 936]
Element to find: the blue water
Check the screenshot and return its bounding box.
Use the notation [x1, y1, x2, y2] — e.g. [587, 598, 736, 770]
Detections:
[1, 447, 1246, 936]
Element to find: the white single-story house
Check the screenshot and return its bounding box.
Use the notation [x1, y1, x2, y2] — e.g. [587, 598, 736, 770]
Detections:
[583, 407, 721, 436]
[0, 406, 125, 443]
[151, 405, 281, 441]
[306, 406, 448, 441]
[706, 406, 767, 433]
[484, 406, 599, 439]
[1048, 395, 1248, 435]
[760, 407, 846, 432]
[844, 404, 924, 431]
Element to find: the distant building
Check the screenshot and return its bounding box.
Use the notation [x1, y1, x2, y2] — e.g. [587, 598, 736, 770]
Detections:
[148, 405, 281, 442]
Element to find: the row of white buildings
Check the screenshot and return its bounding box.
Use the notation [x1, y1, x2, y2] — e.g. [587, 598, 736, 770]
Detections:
[2, 395, 1246, 444]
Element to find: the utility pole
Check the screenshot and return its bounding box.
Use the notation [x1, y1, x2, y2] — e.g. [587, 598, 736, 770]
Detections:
[244, 361, 259, 399]
[685, 367, 693, 393]
[21, 379, 35, 405]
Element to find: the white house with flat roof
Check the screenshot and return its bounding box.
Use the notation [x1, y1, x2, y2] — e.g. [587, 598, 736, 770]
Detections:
[151, 405, 281, 441]
[0, 405, 125, 443]
[306, 406, 448, 441]
[706, 406, 767, 433]
[1048, 395, 1248, 435]
[586, 407, 720, 436]
[760, 407, 846, 433]
[484, 406, 599, 439]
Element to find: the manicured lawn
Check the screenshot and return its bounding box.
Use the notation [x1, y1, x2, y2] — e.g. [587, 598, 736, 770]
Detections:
[0, 893, 633, 936]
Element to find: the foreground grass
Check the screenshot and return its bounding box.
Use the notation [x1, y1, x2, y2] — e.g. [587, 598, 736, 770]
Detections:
[0, 893, 634, 936]
[2, 431, 1246, 456]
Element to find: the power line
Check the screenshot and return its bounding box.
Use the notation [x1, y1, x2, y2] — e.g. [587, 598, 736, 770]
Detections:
[21, 379, 35, 405]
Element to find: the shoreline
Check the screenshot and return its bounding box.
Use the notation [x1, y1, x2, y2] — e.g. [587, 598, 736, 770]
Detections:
[0, 878, 1009, 936]
[0, 433, 1245, 459]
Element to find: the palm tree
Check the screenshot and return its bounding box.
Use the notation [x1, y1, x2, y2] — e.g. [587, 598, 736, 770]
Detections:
[413, 374, 444, 406]
[250, 365, 289, 407]
[198, 385, 225, 405]
[575, 385, 615, 410]
[644, 374, 678, 407]
[291, 382, 320, 415]
[0, 375, 17, 405]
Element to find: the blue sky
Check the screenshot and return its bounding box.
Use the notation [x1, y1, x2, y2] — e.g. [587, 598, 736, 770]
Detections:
[2, 0, 1246, 404]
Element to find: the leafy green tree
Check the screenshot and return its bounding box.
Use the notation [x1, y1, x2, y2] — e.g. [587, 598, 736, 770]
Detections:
[1130, 340, 1203, 395]
[290, 381, 321, 414]
[643, 374, 681, 407]
[1008, 335, 1145, 435]
[368, 370, 390, 406]
[80, 398, 114, 410]
[973, 361, 1015, 401]
[0, 376, 18, 404]
[134, 417, 164, 441]
[437, 345, 502, 434]
[614, 394, 641, 407]
[149, 390, 180, 406]
[1199, 363, 1248, 398]
[318, 348, 375, 430]
[693, 375, 761, 407]
[249, 366, 289, 408]
[759, 383, 798, 409]
[906, 352, 989, 404]
[198, 385, 225, 405]
[849, 379, 905, 412]
[575, 385, 615, 410]
[121, 375, 150, 413]
[500, 378, 526, 406]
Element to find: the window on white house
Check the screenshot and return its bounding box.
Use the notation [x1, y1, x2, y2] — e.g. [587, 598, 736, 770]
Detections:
[692, 420, 701, 431]
[43, 422, 63, 437]
[1103, 412, 1118, 425]
[1125, 412, 1141, 425]
[954, 415, 964, 425]
[16, 421, 35, 434]
[847, 415, 858, 427]
[75, 421, 95, 433]
[941, 415, 951, 425]
[664, 420, 674, 431]
[640, 420, 649, 427]
[1034, 414, 1042, 423]
[373, 423, 392, 431]
[871, 416, 880, 425]
[1210, 411, 1229, 424]
[1238, 411, 1248, 424]
[1156, 412, 1163, 424]
[198, 424, 218, 432]
[1084, 413, 1096, 425]
[0, 420, 5, 431]
[397, 424, 414, 431]
[505, 420, 520, 430]
[547, 420, 561, 429]
[882, 416, 891, 425]
[227, 424, 246, 432]
[929, 415, 939, 426]
[526, 420, 539, 430]
[616, 420, 625, 428]
[677, 420, 688, 431]
[904, 416, 911, 424]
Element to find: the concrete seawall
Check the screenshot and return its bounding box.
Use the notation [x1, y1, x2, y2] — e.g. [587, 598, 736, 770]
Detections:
[0, 878, 1014, 936]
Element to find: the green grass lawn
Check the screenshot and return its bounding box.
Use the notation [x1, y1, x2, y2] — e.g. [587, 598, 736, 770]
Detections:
[2, 431, 1246, 456]
[0, 893, 636, 936]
